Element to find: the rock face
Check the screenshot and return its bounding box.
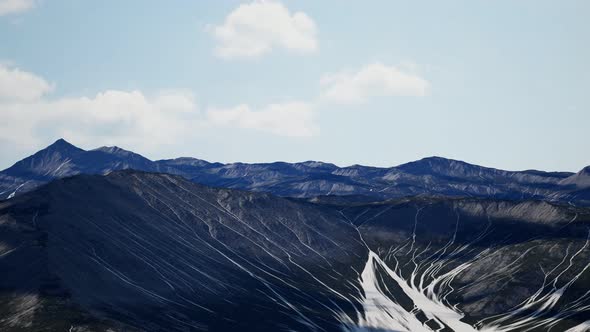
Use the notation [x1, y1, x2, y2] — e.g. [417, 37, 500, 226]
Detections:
[1, 139, 588, 206]
[1, 171, 590, 331]
[0, 171, 366, 331]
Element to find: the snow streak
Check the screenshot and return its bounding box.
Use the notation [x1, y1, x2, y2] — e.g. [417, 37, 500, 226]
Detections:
[344, 213, 590, 332]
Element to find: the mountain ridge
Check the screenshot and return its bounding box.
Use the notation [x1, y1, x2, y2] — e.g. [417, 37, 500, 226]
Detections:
[1, 138, 588, 205]
[1, 170, 589, 331]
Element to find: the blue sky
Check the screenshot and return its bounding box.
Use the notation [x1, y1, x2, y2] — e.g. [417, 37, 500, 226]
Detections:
[0, 0, 588, 171]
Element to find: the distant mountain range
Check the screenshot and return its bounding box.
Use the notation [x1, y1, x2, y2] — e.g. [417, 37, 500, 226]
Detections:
[1, 138, 589, 205]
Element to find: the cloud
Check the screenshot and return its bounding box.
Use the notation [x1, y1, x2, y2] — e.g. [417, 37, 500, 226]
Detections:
[207, 102, 316, 137]
[0, 64, 317, 161]
[0, 86, 199, 151]
[209, 0, 317, 58]
[320, 63, 430, 104]
[0, 60, 432, 161]
[0, 64, 53, 101]
[0, 0, 35, 16]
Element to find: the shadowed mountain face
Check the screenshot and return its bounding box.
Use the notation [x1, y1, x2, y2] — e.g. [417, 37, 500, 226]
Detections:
[1, 171, 590, 331]
[1, 139, 589, 205]
[0, 171, 367, 331]
[0, 139, 163, 200]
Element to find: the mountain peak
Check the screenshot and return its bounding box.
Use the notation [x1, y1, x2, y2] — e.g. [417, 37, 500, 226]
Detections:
[392, 156, 495, 180]
[0, 139, 83, 180]
[46, 138, 80, 151]
[397, 156, 472, 170]
[91, 146, 154, 167]
[157, 157, 212, 167]
[560, 165, 590, 188]
[54, 138, 69, 144]
[297, 160, 338, 169]
[419, 156, 466, 164]
[94, 145, 130, 155]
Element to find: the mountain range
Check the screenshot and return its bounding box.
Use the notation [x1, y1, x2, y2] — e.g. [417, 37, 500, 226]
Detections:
[1, 170, 589, 331]
[1, 138, 589, 205]
[1, 139, 590, 331]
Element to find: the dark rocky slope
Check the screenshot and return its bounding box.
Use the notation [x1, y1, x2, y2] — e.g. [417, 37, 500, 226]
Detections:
[1, 171, 590, 331]
[0, 171, 366, 331]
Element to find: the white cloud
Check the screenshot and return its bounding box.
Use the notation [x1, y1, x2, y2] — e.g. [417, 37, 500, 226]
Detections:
[0, 64, 53, 101]
[209, 0, 317, 58]
[0, 60, 433, 162]
[0, 87, 199, 151]
[0, 64, 317, 160]
[0, 0, 35, 16]
[0, 60, 432, 161]
[207, 102, 317, 137]
[320, 62, 430, 104]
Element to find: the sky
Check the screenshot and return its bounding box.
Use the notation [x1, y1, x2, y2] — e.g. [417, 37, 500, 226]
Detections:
[0, 0, 588, 172]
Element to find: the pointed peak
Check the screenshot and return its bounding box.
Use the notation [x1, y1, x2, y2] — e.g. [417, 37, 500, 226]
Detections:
[0, 139, 83, 177]
[50, 138, 73, 147]
[44, 138, 82, 152]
